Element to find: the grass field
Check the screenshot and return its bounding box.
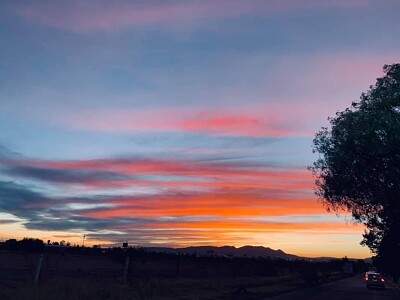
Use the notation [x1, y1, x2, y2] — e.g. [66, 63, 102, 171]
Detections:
[0, 274, 310, 300]
[0, 249, 350, 300]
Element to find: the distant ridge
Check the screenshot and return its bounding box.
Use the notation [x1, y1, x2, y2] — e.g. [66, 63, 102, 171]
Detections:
[144, 245, 302, 260]
[143, 246, 371, 261]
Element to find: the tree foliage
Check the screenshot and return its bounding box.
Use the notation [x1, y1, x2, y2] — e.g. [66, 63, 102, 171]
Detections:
[3, 238, 44, 252]
[310, 64, 400, 276]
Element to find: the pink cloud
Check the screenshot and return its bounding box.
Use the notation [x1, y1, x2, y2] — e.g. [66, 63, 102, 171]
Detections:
[57, 107, 312, 137]
[278, 54, 398, 97]
[177, 113, 286, 137]
[257, 52, 400, 132]
[47, 52, 398, 138]
[12, 0, 383, 33]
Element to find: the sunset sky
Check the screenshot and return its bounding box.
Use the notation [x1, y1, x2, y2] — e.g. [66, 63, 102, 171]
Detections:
[1, 0, 399, 258]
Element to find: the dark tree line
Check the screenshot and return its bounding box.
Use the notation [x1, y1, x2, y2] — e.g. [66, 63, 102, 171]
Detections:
[2, 238, 45, 252]
[1, 238, 367, 282]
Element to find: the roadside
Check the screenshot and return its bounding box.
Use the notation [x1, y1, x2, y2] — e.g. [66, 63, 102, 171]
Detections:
[386, 277, 400, 290]
[0, 273, 354, 300]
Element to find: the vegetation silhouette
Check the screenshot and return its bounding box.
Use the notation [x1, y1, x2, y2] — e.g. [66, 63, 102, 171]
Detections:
[310, 63, 400, 282]
[3, 238, 44, 252]
[0, 238, 367, 281]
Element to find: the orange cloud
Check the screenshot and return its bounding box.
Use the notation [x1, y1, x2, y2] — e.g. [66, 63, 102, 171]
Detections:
[115, 220, 362, 233]
[83, 204, 323, 219]
[77, 188, 322, 220]
[17, 158, 311, 181]
[2, 155, 345, 254]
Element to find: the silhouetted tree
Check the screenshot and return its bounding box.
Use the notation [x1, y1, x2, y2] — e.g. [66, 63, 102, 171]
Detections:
[4, 239, 18, 251]
[310, 64, 400, 278]
[4, 238, 44, 252]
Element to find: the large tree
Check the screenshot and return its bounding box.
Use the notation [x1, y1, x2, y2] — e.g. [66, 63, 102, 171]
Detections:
[310, 64, 400, 278]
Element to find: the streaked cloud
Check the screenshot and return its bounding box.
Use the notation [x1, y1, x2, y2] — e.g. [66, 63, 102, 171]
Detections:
[0, 178, 356, 249]
[0, 154, 326, 243]
[1, 156, 313, 191]
[10, 0, 388, 33]
[58, 107, 312, 137]
[3, 165, 130, 185]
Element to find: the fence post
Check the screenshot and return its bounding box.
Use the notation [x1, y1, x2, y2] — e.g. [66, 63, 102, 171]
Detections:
[123, 255, 130, 282]
[175, 252, 181, 277]
[33, 254, 44, 285]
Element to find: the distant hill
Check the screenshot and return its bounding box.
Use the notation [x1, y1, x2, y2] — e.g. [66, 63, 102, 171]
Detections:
[144, 245, 302, 260]
[144, 246, 372, 262]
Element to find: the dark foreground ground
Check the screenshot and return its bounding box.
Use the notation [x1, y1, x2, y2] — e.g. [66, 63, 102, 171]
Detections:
[3, 274, 398, 300]
[0, 249, 389, 300]
[266, 275, 400, 300]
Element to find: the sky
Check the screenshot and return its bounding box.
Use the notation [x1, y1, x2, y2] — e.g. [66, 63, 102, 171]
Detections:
[0, 0, 399, 258]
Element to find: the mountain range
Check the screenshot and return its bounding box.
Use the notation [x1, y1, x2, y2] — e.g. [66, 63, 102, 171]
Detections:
[144, 245, 371, 261]
[145, 245, 302, 260]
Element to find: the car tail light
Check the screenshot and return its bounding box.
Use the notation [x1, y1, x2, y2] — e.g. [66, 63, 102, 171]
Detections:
[381, 278, 385, 282]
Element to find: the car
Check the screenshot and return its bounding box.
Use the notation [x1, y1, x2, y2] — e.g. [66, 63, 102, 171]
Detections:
[365, 272, 385, 289]
[364, 271, 375, 279]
